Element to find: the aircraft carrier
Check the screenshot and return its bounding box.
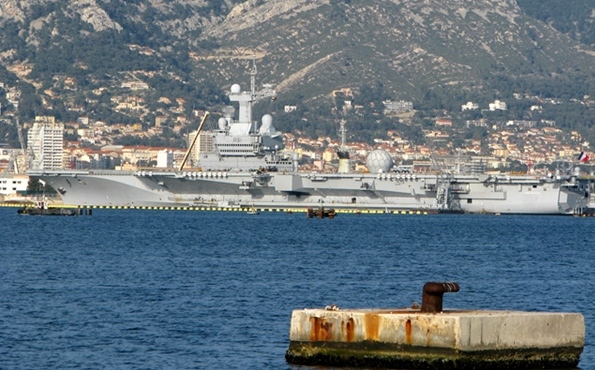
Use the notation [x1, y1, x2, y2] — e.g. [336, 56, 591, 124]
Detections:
[28, 63, 592, 215]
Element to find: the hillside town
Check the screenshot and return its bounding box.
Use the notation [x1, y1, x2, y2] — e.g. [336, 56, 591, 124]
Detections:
[0, 80, 593, 200]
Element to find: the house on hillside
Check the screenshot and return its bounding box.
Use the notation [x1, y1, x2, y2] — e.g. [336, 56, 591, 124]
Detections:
[489, 100, 507, 111]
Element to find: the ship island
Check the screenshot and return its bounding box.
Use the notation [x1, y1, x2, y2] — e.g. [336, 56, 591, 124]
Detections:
[21, 63, 593, 215]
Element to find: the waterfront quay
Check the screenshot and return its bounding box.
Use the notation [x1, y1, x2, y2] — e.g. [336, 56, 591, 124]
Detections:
[285, 282, 584, 369]
[2, 201, 434, 215]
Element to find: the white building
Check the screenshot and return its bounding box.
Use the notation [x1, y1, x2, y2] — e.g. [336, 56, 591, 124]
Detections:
[27, 116, 64, 170]
[0, 174, 28, 197]
[121, 81, 149, 90]
[506, 120, 535, 128]
[77, 116, 90, 125]
[461, 101, 479, 111]
[488, 100, 507, 111]
[157, 150, 174, 168]
[383, 100, 414, 114]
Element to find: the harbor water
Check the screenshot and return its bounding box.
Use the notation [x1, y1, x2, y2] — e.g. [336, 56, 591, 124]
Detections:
[1, 207, 593, 369]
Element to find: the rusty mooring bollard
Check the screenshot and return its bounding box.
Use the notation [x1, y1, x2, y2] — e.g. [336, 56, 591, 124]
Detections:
[421, 282, 460, 313]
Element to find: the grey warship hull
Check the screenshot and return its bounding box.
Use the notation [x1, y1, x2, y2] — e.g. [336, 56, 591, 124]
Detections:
[29, 169, 590, 214]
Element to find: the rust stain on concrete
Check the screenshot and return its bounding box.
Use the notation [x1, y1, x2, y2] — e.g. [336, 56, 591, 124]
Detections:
[309, 316, 333, 341]
[345, 317, 355, 342]
[364, 313, 380, 341]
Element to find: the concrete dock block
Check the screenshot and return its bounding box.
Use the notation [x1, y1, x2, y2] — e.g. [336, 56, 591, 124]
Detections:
[285, 308, 585, 369]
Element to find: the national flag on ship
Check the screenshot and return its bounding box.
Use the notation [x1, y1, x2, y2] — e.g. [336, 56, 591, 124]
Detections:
[578, 151, 590, 163]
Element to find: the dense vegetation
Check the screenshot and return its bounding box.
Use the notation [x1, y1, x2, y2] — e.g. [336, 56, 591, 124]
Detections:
[516, 0, 595, 47]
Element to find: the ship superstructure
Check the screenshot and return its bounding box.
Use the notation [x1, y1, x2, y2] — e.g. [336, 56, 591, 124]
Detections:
[198, 61, 295, 173]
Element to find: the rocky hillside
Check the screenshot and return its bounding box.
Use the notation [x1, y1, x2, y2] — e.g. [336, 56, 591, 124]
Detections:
[0, 0, 593, 136]
[197, 0, 594, 101]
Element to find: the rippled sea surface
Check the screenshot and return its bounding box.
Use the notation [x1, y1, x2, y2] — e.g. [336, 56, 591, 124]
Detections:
[1, 207, 593, 369]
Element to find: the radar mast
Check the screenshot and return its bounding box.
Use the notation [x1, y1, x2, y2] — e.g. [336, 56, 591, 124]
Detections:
[250, 58, 257, 96]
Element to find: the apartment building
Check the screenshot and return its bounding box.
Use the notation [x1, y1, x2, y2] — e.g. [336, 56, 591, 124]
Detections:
[27, 116, 64, 170]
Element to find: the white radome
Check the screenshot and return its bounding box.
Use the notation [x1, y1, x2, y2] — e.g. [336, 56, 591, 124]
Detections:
[218, 117, 227, 130]
[366, 150, 394, 173]
[259, 114, 275, 136]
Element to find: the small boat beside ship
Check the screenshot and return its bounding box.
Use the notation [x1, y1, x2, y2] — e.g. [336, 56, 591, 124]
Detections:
[17, 200, 78, 216]
[27, 64, 592, 215]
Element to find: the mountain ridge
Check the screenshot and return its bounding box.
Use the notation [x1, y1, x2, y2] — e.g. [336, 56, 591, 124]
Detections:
[192, 0, 594, 102]
[0, 0, 592, 99]
[0, 0, 593, 145]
